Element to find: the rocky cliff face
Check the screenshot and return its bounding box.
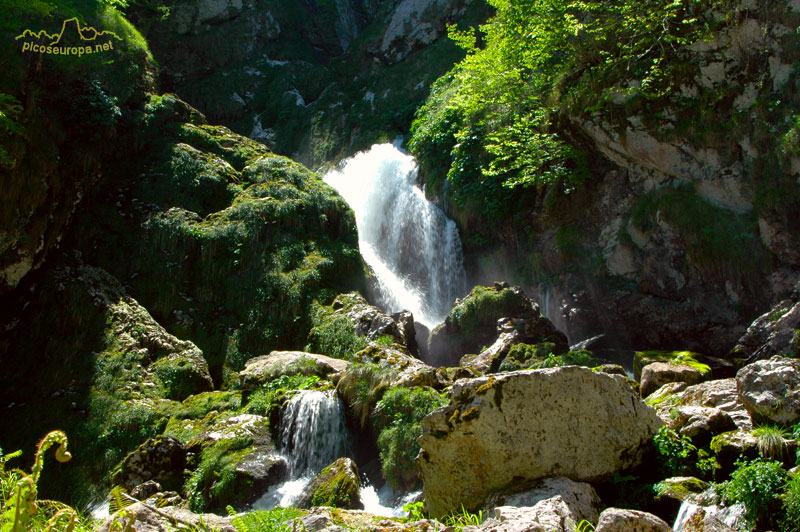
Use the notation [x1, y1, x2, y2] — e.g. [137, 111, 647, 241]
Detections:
[419, 0, 800, 357]
[128, 0, 490, 167]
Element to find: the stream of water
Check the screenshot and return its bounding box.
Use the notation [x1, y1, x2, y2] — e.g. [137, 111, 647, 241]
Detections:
[324, 143, 467, 329]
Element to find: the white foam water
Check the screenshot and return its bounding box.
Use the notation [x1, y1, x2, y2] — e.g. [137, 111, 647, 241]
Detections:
[324, 143, 467, 329]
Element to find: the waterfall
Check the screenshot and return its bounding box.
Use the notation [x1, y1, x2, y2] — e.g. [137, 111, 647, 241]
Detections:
[278, 389, 351, 476]
[253, 389, 351, 509]
[324, 143, 467, 329]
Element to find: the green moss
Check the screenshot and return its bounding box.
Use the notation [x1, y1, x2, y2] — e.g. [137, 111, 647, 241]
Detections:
[186, 435, 255, 513]
[174, 391, 242, 420]
[449, 285, 530, 339]
[633, 350, 711, 380]
[311, 461, 359, 508]
[653, 477, 709, 500]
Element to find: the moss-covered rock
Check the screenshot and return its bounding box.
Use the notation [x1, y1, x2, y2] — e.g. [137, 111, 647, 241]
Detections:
[297, 458, 362, 510]
[69, 93, 367, 383]
[0, 0, 156, 294]
[429, 283, 568, 367]
[633, 351, 711, 382]
[0, 260, 200, 500]
[180, 413, 288, 512]
[239, 351, 349, 391]
[112, 435, 187, 493]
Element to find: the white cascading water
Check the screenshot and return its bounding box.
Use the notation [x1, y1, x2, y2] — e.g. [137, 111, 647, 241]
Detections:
[324, 143, 467, 329]
[278, 389, 351, 476]
[253, 389, 351, 509]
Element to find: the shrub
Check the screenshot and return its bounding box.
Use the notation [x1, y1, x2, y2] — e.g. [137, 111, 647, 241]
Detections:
[305, 304, 366, 360]
[374, 387, 448, 489]
[783, 473, 800, 532]
[720, 458, 787, 529]
[653, 426, 697, 477]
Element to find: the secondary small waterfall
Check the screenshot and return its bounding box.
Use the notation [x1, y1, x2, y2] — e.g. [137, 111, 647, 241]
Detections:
[254, 389, 351, 509]
[324, 143, 467, 329]
[278, 389, 351, 476]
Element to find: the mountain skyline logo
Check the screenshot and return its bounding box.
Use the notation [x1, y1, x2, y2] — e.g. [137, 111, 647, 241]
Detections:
[15, 17, 122, 57]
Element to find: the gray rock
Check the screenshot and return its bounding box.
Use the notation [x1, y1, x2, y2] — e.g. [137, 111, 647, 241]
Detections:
[96, 502, 236, 532]
[674, 379, 752, 430]
[418, 367, 662, 516]
[112, 436, 186, 493]
[641, 362, 705, 398]
[480, 477, 602, 532]
[730, 298, 800, 363]
[736, 355, 800, 425]
[665, 406, 737, 447]
[595, 508, 672, 532]
[240, 351, 349, 390]
[681, 507, 736, 532]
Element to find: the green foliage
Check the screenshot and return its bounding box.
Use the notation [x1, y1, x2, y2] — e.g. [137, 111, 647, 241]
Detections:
[243, 375, 323, 418]
[783, 474, 800, 532]
[531, 350, 604, 369]
[653, 426, 718, 479]
[305, 304, 367, 360]
[228, 507, 303, 532]
[654, 426, 697, 477]
[443, 505, 484, 530]
[374, 387, 447, 489]
[403, 501, 426, 522]
[752, 425, 790, 461]
[719, 458, 787, 529]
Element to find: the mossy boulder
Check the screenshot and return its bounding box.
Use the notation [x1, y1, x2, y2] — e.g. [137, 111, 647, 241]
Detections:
[180, 413, 288, 512]
[112, 435, 187, 493]
[633, 351, 711, 382]
[640, 362, 706, 399]
[239, 351, 350, 391]
[70, 93, 367, 383]
[0, 260, 215, 499]
[306, 292, 419, 360]
[297, 458, 362, 510]
[654, 477, 709, 503]
[428, 283, 567, 367]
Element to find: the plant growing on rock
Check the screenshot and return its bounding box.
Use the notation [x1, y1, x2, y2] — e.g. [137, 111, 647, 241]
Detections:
[719, 457, 787, 530]
[374, 387, 447, 489]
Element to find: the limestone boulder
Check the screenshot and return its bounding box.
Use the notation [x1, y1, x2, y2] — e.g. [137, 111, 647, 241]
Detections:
[595, 508, 672, 532]
[475, 477, 601, 532]
[730, 297, 800, 363]
[736, 355, 800, 425]
[664, 406, 737, 448]
[681, 508, 736, 532]
[641, 362, 705, 398]
[297, 458, 363, 510]
[417, 367, 662, 516]
[239, 351, 349, 390]
[673, 379, 752, 430]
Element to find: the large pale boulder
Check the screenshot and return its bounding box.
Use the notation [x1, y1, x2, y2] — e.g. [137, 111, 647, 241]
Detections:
[417, 367, 662, 516]
[641, 362, 705, 398]
[736, 355, 800, 425]
[239, 351, 349, 390]
[595, 508, 672, 532]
